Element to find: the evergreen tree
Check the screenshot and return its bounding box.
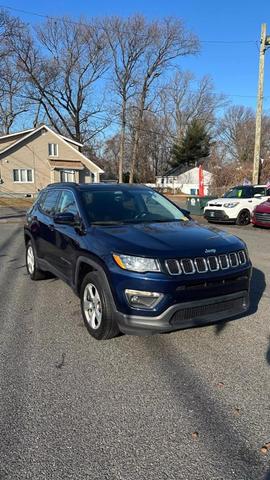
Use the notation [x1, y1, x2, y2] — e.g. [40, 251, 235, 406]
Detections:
[170, 119, 210, 168]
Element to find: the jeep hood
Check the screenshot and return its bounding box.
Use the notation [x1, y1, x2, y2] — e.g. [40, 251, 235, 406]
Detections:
[89, 220, 244, 258]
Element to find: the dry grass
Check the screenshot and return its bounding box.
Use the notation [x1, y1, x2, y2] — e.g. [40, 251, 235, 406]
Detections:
[0, 197, 33, 208]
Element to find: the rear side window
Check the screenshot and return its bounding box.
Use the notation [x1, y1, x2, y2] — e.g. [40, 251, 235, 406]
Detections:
[254, 187, 266, 196]
[41, 190, 60, 216]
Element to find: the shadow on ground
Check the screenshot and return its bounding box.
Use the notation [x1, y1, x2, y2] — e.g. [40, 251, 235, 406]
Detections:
[215, 267, 266, 335]
[266, 339, 270, 366]
[139, 333, 267, 479]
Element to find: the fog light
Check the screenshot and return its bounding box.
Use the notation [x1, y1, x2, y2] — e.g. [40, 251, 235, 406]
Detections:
[125, 289, 163, 309]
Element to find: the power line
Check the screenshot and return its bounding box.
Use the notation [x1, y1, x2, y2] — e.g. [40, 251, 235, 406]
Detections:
[200, 40, 255, 44]
[0, 4, 257, 45]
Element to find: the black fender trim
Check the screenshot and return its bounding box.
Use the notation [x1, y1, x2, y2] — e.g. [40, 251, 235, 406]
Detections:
[75, 255, 117, 306]
[24, 228, 34, 244]
[23, 229, 42, 268]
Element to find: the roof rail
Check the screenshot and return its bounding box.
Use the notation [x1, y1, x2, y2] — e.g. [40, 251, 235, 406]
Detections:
[46, 182, 79, 187]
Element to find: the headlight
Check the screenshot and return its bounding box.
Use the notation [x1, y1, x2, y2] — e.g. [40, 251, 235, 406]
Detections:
[113, 254, 160, 272]
[223, 202, 240, 208]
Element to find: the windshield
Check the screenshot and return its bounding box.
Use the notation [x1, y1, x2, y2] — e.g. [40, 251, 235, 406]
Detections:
[223, 186, 253, 199]
[81, 188, 188, 225]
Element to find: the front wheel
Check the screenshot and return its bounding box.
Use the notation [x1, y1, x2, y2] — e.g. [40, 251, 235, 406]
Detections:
[80, 271, 119, 340]
[26, 241, 47, 280]
[236, 209, 250, 226]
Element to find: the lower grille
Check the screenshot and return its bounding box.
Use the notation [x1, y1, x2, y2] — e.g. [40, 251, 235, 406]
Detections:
[170, 297, 245, 324]
[205, 209, 228, 220]
[255, 213, 270, 223]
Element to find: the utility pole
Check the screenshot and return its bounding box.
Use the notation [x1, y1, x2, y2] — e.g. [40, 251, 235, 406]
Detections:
[253, 24, 270, 185]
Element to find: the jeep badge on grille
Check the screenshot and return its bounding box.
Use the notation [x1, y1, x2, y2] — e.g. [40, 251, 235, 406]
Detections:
[205, 249, 217, 254]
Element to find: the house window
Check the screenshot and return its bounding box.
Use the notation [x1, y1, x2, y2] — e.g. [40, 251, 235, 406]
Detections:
[60, 170, 75, 182]
[13, 169, 34, 183]
[48, 143, 58, 156]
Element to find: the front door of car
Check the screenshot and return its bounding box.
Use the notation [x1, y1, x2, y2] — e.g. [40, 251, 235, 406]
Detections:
[36, 189, 61, 265]
[53, 189, 81, 281]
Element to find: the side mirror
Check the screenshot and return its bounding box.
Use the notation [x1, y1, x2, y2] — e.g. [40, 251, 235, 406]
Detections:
[180, 208, 191, 219]
[54, 212, 76, 225]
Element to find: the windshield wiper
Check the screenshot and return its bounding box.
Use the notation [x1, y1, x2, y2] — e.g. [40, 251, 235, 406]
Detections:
[91, 218, 186, 226]
[91, 221, 125, 226]
[148, 219, 185, 223]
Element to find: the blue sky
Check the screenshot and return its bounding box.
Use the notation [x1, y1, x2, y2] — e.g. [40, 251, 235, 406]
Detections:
[2, 0, 270, 112]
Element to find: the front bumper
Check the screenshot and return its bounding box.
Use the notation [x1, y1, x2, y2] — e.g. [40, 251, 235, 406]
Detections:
[115, 290, 250, 335]
[204, 209, 236, 223]
[252, 214, 270, 228]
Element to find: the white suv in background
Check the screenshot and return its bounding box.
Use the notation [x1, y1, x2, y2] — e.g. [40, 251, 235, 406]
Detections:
[204, 185, 270, 225]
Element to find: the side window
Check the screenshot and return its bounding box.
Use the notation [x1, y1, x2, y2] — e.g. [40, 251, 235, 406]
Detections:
[41, 190, 60, 216]
[253, 187, 265, 196]
[36, 191, 47, 210]
[57, 190, 78, 216]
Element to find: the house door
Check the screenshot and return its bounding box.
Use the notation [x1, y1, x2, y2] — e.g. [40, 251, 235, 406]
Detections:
[60, 170, 75, 182]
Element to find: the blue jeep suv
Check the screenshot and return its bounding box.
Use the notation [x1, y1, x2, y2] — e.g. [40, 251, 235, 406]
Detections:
[24, 183, 251, 340]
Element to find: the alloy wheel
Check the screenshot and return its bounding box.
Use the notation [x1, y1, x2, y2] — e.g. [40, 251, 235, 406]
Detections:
[83, 283, 102, 330]
[238, 210, 250, 225]
[27, 245, 35, 274]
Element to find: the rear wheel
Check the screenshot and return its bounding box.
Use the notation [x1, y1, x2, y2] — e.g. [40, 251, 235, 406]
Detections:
[236, 209, 250, 226]
[26, 241, 46, 280]
[80, 271, 119, 340]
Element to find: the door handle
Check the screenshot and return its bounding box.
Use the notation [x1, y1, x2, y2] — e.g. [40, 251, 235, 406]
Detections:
[49, 224, 55, 231]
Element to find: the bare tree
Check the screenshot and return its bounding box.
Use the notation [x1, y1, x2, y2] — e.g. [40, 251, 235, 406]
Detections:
[0, 57, 30, 133]
[129, 18, 199, 183]
[159, 71, 227, 140]
[218, 105, 255, 163]
[128, 111, 170, 181]
[102, 16, 151, 182]
[0, 11, 30, 133]
[0, 10, 23, 58]
[12, 17, 110, 143]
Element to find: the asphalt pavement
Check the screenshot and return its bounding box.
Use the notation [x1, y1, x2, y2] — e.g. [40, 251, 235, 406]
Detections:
[0, 206, 27, 221]
[0, 222, 270, 480]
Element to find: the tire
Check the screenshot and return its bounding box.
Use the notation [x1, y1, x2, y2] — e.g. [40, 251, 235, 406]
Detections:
[80, 271, 119, 340]
[26, 240, 47, 280]
[236, 209, 251, 226]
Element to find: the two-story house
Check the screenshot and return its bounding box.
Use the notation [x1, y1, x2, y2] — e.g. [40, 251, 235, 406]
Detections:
[0, 124, 103, 195]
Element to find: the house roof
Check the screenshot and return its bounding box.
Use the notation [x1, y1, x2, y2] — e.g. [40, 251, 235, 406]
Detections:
[159, 163, 212, 178]
[0, 128, 35, 142]
[162, 164, 192, 177]
[0, 128, 83, 148]
[0, 125, 103, 174]
[49, 160, 84, 170]
[59, 135, 83, 148]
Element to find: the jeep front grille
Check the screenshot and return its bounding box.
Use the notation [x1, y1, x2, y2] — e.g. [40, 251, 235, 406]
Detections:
[165, 250, 247, 276]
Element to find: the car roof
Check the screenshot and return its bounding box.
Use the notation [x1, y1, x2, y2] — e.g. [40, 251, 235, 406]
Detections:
[44, 182, 151, 192]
